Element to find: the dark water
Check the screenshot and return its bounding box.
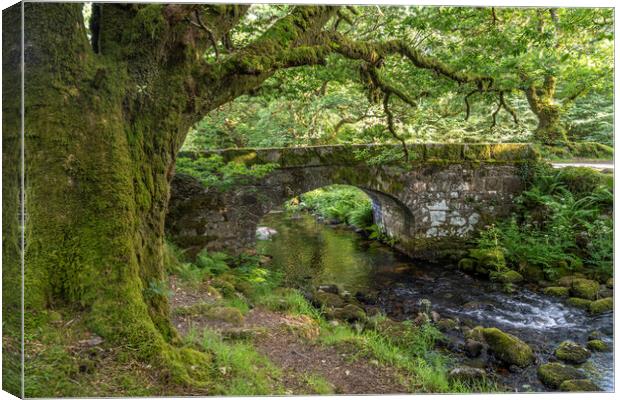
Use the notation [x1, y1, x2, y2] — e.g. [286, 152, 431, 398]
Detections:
[257, 211, 614, 392]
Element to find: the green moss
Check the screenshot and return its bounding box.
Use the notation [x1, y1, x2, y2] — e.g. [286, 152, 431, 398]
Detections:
[457, 258, 476, 273]
[586, 339, 609, 352]
[469, 248, 506, 274]
[538, 363, 585, 389]
[559, 379, 601, 392]
[463, 144, 492, 160]
[313, 291, 345, 308]
[481, 327, 534, 367]
[570, 278, 599, 300]
[557, 167, 613, 196]
[205, 306, 244, 325]
[490, 270, 523, 284]
[490, 144, 538, 161]
[543, 287, 570, 297]
[589, 297, 613, 314]
[567, 297, 593, 309]
[555, 340, 591, 364]
[329, 304, 366, 322]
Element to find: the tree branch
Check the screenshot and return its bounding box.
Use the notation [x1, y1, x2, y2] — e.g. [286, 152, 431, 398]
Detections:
[383, 93, 409, 161]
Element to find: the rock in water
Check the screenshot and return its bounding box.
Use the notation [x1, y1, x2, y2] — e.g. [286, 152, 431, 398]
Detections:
[538, 363, 586, 389]
[569, 278, 599, 300]
[559, 379, 601, 392]
[555, 340, 591, 364]
[586, 339, 610, 352]
[256, 226, 277, 240]
[481, 327, 535, 367]
[589, 297, 613, 314]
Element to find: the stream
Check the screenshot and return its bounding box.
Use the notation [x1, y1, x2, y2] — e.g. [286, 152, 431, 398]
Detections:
[256, 210, 614, 392]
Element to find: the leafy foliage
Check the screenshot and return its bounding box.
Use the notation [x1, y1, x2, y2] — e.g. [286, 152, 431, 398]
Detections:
[476, 164, 613, 280]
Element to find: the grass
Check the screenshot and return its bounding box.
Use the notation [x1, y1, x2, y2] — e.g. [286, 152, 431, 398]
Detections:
[194, 329, 285, 395]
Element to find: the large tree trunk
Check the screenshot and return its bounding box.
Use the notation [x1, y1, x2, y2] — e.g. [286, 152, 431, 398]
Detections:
[524, 75, 567, 144]
[16, 3, 335, 390]
[21, 3, 209, 386]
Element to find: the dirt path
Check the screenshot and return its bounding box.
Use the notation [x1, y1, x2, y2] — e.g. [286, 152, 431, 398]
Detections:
[169, 275, 410, 395]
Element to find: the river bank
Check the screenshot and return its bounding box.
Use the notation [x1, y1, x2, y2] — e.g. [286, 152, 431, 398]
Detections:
[256, 210, 613, 392]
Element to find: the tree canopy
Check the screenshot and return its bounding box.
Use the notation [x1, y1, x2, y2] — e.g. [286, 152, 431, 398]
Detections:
[180, 5, 613, 151]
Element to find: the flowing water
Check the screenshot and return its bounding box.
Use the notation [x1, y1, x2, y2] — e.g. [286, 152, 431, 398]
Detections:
[257, 210, 614, 392]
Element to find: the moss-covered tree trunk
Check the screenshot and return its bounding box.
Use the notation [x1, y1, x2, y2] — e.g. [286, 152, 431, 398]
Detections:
[20, 3, 219, 385]
[524, 75, 567, 144]
[13, 2, 337, 388]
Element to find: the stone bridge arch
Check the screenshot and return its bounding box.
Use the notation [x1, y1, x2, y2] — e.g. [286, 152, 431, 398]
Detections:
[166, 144, 537, 260]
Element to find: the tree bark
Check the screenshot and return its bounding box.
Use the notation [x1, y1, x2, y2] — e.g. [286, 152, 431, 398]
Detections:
[524, 75, 567, 144]
[16, 3, 340, 390]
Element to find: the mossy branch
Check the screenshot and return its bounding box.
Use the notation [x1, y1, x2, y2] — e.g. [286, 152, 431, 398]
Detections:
[383, 93, 409, 162]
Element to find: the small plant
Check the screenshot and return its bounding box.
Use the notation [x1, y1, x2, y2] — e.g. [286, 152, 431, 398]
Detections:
[143, 279, 172, 300]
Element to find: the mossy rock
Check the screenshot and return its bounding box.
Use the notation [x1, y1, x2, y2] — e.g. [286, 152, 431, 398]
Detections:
[490, 270, 524, 284]
[570, 278, 599, 300]
[203, 284, 223, 300]
[481, 327, 534, 367]
[557, 166, 613, 196]
[313, 291, 344, 309]
[559, 379, 601, 392]
[558, 274, 585, 287]
[469, 248, 506, 273]
[457, 258, 476, 273]
[205, 306, 244, 325]
[330, 304, 366, 322]
[544, 286, 570, 297]
[233, 280, 255, 297]
[567, 297, 593, 309]
[465, 326, 485, 342]
[605, 277, 613, 289]
[210, 278, 236, 297]
[586, 339, 610, 352]
[436, 318, 458, 332]
[537, 362, 586, 388]
[589, 297, 613, 314]
[519, 262, 545, 283]
[555, 340, 591, 364]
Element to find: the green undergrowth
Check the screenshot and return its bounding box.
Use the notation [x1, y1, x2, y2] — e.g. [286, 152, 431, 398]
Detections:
[168, 242, 496, 394]
[473, 163, 613, 282]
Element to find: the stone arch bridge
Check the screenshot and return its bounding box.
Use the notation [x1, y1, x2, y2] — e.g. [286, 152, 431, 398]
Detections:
[166, 144, 538, 260]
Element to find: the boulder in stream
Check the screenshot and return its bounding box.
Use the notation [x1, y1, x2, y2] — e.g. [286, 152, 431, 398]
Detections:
[543, 286, 570, 297]
[555, 340, 591, 364]
[480, 327, 535, 368]
[589, 297, 613, 314]
[538, 362, 586, 389]
[569, 278, 599, 300]
[586, 339, 610, 352]
[567, 297, 593, 310]
[559, 379, 601, 392]
[490, 270, 524, 284]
